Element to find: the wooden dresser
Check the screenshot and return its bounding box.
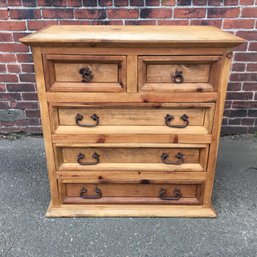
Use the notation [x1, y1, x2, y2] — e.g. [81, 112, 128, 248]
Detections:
[20, 26, 244, 217]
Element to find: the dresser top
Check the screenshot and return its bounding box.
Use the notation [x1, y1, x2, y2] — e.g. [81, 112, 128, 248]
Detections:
[20, 25, 244, 47]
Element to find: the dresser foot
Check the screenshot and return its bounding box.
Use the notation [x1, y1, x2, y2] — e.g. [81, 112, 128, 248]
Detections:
[46, 202, 217, 218]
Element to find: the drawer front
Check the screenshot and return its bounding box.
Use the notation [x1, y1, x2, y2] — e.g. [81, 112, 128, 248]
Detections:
[43, 55, 126, 92]
[59, 181, 202, 205]
[138, 56, 221, 92]
[54, 104, 214, 135]
[55, 144, 209, 172]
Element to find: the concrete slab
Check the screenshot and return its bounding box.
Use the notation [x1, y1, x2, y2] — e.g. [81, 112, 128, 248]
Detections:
[0, 136, 257, 257]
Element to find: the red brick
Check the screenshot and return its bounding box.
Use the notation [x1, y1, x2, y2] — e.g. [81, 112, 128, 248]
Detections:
[246, 64, 257, 72]
[27, 20, 58, 30]
[228, 118, 241, 125]
[161, 0, 175, 5]
[16, 54, 33, 63]
[10, 9, 41, 19]
[68, 0, 82, 6]
[22, 0, 37, 6]
[223, 19, 255, 29]
[7, 64, 21, 73]
[0, 93, 21, 101]
[125, 20, 156, 25]
[227, 82, 241, 91]
[59, 20, 91, 25]
[249, 42, 257, 51]
[14, 101, 38, 109]
[27, 126, 42, 134]
[7, 83, 35, 92]
[192, 0, 207, 5]
[248, 110, 257, 117]
[25, 110, 40, 118]
[242, 83, 257, 91]
[0, 65, 6, 73]
[232, 101, 257, 109]
[130, 0, 144, 5]
[0, 102, 9, 108]
[222, 117, 228, 125]
[27, 118, 40, 126]
[224, 109, 247, 117]
[146, 0, 160, 6]
[19, 74, 36, 82]
[158, 20, 189, 25]
[21, 93, 38, 101]
[75, 9, 106, 19]
[0, 0, 7, 7]
[108, 9, 139, 19]
[208, 0, 222, 5]
[114, 0, 129, 6]
[191, 19, 222, 28]
[42, 8, 73, 19]
[236, 31, 257, 40]
[177, 0, 191, 5]
[0, 43, 29, 53]
[12, 32, 30, 42]
[0, 53, 16, 63]
[141, 8, 172, 18]
[0, 74, 18, 82]
[0, 33, 13, 42]
[0, 21, 26, 31]
[21, 64, 34, 73]
[232, 63, 245, 72]
[0, 84, 6, 92]
[230, 73, 257, 82]
[242, 118, 254, 126]
[83, 0, 97, 6]
[224, 0, 238, 5]
[225, 101, 232, 109]
[92, 20, 123, 25]
[233, 42, 247, 52]
[52, 0, 67, 6]
[242, 7, 257, 17]
[99, 0, 112, 6]
[240, 0, 254, 4]
[227, 92, 253, 100]
[208, 8, 240, 18]
[0, 9, 8, 19]
[174, 8, 205, 18]
[8, 0, 21, 5]
[234, 53, 257, 62]
[38, 0, 52, 5]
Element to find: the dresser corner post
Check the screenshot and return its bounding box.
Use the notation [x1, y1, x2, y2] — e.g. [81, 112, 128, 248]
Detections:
[202, 48, 234, 208]
[32, 47, 60, 208]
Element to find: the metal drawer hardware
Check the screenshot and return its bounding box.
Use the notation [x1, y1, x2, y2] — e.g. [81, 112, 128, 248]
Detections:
[160, 188, 182, 200]
[165, 114, 189, 128]
[79, 67, 93, 82]
[161, 152, 184, 165]
[75, 113, 99, 127]
[172, 70, 184, 83]
[80, 186, 102, 199]
[77, 152, 100, 165]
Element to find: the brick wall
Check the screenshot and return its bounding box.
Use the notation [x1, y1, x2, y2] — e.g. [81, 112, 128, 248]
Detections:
[0, 0, 256, 135]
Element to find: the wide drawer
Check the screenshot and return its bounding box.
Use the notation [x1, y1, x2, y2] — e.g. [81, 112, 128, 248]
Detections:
[138, 56, 221, 92]
[43, 55, 126, 92]
[59, 180, 203, 205]
[52, 104, 214, 135]
[54, 144, 209, 172]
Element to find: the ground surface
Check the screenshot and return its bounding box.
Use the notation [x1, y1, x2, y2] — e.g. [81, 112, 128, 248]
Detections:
[0, 136, 257, 257]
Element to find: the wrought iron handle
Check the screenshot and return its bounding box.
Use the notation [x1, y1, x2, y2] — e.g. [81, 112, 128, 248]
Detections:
[80, 186, 102, 199]
[172, 70, 184, 83]
[161, 152, 184, 165]
[160, 188, 182, 200]
[75, 113, 99, 127]
[165, 114, 189, 128]
[79, 67, 93, 82]
[77, 152, 100, 165]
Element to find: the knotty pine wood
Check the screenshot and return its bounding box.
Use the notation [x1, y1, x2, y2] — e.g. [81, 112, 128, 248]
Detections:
[20, 26, 244, 217]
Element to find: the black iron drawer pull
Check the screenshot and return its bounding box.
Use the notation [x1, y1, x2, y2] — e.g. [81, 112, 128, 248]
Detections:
[79, 67, 93, 82]
[172, 70, 184, 84]
[75, 113, 99, 127]
[160, 188, 182, 200]
[80, 186, 102, 199]
[77, 152, 100, 165]
[165, 114, 189, 128]
[161, 152, 184, 165]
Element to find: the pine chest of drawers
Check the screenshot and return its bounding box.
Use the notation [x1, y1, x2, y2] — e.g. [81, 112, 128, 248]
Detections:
[20, 26, 244, 217]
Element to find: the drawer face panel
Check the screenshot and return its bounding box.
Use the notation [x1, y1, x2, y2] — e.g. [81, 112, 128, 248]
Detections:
[43, 55, 126, 92]
[54, 104, 214, 135]
[138, 56, 221, 93]
[55, 144, 209, 172]
[60, 181, 202, 205]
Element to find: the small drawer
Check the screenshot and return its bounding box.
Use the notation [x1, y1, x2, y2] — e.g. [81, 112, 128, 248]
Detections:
[55, 144, 209, 172]
[59, 180, 203, 205]
[43, 55, 126, 92]
[138, 56, 221, 93]
[53, 104, 214, 135]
